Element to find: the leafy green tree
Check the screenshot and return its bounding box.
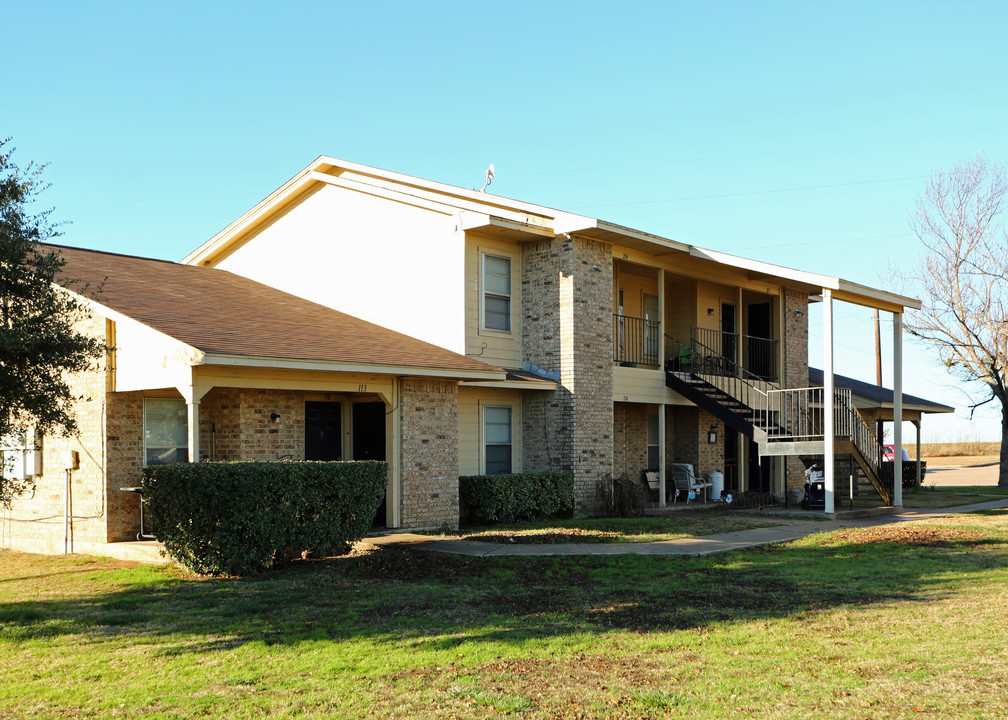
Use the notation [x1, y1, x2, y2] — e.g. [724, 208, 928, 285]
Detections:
[1, 140, 105, 505]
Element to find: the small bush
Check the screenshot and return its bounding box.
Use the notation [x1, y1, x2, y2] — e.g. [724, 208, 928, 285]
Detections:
[597, 473, 647, 517]
[459, 472, 573, 524]
[143, 461, 386, 576]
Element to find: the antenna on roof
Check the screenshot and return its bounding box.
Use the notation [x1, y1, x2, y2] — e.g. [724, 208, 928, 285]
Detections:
[479, 163, 495, 192]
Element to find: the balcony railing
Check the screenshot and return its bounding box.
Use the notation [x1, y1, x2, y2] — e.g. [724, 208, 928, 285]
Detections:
[613, 313, 660, 367]
[691, 326, 778, 381]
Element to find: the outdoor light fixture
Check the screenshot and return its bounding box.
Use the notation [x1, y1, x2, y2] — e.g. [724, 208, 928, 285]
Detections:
[793, 309, 805, 318]
[708, 424, 718, 444]
[270, 412, 281, 424]
[707, 307, 715, 315]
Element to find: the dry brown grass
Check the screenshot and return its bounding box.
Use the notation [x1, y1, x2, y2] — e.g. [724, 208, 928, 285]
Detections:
[917, 441, 1000, 458]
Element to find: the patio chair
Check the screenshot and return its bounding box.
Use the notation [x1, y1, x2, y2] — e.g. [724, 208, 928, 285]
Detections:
[670, 463, 712, 503]
[643, 470, 659, 500]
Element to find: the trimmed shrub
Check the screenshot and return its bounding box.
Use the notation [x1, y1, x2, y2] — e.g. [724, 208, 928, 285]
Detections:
[459, 472, 573, 524]
[142, 461, 386, 576]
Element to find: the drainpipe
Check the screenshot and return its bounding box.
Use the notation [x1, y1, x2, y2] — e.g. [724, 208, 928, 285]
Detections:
[64, 468, 70, 555]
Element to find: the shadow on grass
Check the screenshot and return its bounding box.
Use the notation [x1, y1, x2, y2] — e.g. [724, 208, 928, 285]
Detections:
[1, 518, 1006, 654]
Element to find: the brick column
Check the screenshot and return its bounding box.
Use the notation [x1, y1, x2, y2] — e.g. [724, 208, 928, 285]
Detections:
[521, 235, 613, 515]
[784, 287, 809, 492]
[399, 378, 459, 528]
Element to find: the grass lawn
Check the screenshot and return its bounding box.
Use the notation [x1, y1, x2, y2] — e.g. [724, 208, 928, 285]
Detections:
[430, 513, 785, 544]
[838, 486, 1008, 510]
[1, 511, 1007, 718]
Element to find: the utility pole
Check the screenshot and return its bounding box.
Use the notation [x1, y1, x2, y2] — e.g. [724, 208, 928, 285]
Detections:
[874, 308, 882, 386]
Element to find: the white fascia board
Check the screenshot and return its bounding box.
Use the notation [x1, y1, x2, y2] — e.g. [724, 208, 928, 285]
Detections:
[322, 157, 570, 225]
[63, 288, 205, 365]
[199, 353, 506, 381]
[458, 379, 558, 390]
[182, 159, 323, 265]
[307, 172, 458, 216]
[332, 170, 555, 231]
[689, 247, 921, 311]
[689, 246, 840, 289]
[458, 211, 554, 238]
[552, 214, 601, 235]
[836, 279, 922, 311]
[597, 220, 692, 254]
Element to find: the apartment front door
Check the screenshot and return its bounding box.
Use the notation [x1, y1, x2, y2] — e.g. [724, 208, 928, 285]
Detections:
[305, 401, 342, 461]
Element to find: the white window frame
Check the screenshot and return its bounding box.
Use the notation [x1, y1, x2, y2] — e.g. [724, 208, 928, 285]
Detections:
[1, 429, 42, 480]
[482, 405, 513, 475]
[481, 252, 512, 333]
[143, 397, 189, 467]
[647, 413, 659, 470]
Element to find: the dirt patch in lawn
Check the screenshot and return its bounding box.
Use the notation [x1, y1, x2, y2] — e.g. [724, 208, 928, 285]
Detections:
[823, 524, 986, 547]
[389, 652, 677, 718]
[459, 528, 620, 544]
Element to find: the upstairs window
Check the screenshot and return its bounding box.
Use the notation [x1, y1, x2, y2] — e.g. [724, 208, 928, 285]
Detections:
[484, 406, 512, 474]
[482, 253, 511, 332]
[144, 398, 188, 466]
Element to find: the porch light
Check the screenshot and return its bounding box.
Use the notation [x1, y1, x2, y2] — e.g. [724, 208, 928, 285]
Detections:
[708, 424, 718, 444]
[269, 412, 281, 424]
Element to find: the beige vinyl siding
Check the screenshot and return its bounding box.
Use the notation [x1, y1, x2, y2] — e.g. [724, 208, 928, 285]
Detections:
[613, 366, 691, 405]
[696, 281, 738, 332]
[458, 386, 522, 475]
[615, 271, 656, 319]
[664, 279, 696, 346]
[464, 232, 521, 368]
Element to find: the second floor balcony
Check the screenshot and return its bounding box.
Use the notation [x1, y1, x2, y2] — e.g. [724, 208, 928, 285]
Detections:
[613, 314, 779, 382]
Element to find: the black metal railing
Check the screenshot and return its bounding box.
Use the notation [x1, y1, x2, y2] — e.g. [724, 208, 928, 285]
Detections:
[691, 327, 778, 381]
[613, 314, 660, 366]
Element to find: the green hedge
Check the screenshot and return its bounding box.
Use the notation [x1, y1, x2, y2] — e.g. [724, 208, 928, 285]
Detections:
[142, 461, 386, 576]
[459, 472, 573, 524]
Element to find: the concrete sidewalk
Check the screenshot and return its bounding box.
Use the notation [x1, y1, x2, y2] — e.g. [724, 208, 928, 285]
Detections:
[363, 498, 1008, 558]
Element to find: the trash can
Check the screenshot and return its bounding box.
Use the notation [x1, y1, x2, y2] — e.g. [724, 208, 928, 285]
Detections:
[708, 470, 724, 500]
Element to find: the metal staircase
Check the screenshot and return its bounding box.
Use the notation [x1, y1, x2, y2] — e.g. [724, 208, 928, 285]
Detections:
[664, 331, 894, 506]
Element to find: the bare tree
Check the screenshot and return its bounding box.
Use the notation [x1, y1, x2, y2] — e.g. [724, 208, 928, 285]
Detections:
[901, 156, 1008, 487]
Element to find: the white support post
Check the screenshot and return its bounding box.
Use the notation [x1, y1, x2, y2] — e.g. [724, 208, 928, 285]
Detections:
[915, 420, 922, 488]
[658, 269, 665, 369]
[385, 379, 402, 528]
[658, 404, 667, 507]
[893, 311, 904, 507]
[186, 401, 200, 463]
[823, 289, 835, 514]
[178, 376, 211, 464]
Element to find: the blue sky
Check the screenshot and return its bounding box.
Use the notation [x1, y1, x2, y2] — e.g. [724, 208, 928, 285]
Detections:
[7, 1, 1007, 441]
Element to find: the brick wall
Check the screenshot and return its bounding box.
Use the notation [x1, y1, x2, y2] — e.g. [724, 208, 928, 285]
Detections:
[105, 391, 144, 541]
[521, 235, 613, 515]
[2, 316, 118, 552]
[668, 406, 698, 466]
[696, 410, 724, 480]
[399, 378, 459, 528]
[784, 286, 810, 490]
[612, 403, 649, 480]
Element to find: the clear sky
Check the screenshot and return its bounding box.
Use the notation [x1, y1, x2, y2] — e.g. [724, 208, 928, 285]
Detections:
[6, 1, 1007, 441]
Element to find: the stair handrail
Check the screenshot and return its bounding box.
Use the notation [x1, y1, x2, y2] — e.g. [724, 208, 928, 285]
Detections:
[666, 332, 776, 431]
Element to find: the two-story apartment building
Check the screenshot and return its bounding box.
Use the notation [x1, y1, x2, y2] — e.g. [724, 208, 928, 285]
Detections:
[3, 157, 919, 556]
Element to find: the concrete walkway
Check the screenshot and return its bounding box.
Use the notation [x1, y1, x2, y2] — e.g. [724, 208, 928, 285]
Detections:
[363, 498, 1008, 557]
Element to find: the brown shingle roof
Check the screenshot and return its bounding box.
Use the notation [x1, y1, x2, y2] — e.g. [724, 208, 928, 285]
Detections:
[49, 244, 503, 377]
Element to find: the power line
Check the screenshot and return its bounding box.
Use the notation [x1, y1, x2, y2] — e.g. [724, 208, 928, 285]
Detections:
[573, 174, 926, 210]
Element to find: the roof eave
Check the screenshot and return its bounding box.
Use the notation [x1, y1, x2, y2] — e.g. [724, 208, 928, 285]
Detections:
[199, 352, 506, 381]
